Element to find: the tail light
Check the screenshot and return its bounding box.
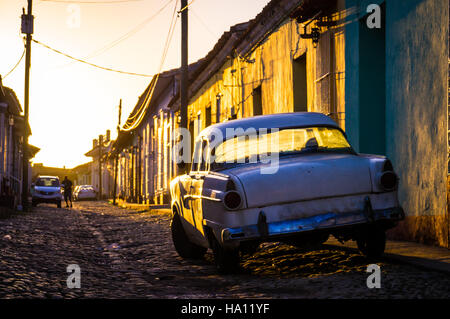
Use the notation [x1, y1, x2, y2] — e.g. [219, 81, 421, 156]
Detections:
[223, 191, 242, 210]
[380, 171, 397, 190]
[379, 160, 398, 191]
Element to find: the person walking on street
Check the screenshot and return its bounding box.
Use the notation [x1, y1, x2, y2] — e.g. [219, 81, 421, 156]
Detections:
[62, 176, 73, 208]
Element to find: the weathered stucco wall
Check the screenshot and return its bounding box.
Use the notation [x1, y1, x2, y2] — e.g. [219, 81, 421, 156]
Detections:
[345, 0, 385, 152]
[188, 15, 347, 138]
[384, 0, 448, 247]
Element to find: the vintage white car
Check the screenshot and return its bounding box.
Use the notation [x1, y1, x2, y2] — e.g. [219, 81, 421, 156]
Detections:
[170, 112, 404, 273]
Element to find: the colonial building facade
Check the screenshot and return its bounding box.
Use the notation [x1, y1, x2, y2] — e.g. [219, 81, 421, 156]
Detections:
[0, 79, 39, 209]
[85, 130, 114, 199]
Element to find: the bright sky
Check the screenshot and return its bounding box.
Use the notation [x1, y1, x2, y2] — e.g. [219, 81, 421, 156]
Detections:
[0, 0, 271, 169]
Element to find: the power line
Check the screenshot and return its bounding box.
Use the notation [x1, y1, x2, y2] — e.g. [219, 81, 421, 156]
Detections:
[121, 2, 178, 125]
[122, 0, 178, 128]
[178, 0, 196, 13]
[191, 8, 216, 39]
[122, 1, 178, 123]
[159, 0, 179, 71]
[3, 49, 26, 80]
[32, 39, 153, 77]
[38, 0, 181, 130]
[122, 0, 179, 131]
[54, 0, 174, 70]
[86, 0, 174, 59]
[39, 0, 145, 4]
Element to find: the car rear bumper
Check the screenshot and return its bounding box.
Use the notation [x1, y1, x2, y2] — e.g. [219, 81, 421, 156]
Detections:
[221, 205, 405, 246]
[32, 196, 61, 203]
[77, 194, 96, 199]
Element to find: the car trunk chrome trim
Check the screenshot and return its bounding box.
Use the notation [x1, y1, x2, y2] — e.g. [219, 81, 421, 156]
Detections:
[222, 207, 405, 243]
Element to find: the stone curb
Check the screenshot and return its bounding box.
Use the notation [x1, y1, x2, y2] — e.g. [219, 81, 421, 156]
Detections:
[325, 239, 450, 275]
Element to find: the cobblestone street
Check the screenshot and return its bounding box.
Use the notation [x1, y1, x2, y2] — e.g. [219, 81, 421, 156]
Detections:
[0, 201, 449, 299]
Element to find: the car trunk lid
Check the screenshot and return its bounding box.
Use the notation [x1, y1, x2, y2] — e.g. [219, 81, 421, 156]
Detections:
[227, 153, 372, 208]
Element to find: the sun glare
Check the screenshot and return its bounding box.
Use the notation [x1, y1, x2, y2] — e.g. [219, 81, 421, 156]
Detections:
[1, 0, 271, 169]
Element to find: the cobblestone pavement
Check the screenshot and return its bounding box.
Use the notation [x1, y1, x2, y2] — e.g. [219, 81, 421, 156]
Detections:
[0, 201, 449, 299]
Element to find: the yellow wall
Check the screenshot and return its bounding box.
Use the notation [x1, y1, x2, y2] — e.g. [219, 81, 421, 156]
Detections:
[187, 15, 347, 137]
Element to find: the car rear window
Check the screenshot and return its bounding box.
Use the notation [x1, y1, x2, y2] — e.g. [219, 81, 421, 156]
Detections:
[213, 127, 351, 165]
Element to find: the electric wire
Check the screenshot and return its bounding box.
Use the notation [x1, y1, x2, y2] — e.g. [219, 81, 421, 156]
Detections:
[38, 0, 182, 130]
[179, 0, 196, 13]
[121, 4, 178, 124]
[32, 39, 153, 77]
[55, 0, 174, 69]
[121, 0, 178, 129]
[123, 0, 195, 129]
[39, 0, 145, 4]
[160, 0, 179, 70]
[191, 8, 216, 39]
[3, 49, 26, 80]
[122, 0, 179, 131]
[86, 0, 174, 59]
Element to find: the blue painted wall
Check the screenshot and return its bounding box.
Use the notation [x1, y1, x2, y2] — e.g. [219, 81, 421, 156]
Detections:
[345, 0, 449, 246]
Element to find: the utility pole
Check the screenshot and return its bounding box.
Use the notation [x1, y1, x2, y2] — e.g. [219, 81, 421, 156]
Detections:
[112, 99, 122, 206]
[98, 134, 103, 200]
[21, 0, 33, 211]
[180, 0, 188, 173]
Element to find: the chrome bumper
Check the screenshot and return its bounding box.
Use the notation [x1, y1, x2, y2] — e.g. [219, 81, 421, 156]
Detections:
[221, 206, 405, 243]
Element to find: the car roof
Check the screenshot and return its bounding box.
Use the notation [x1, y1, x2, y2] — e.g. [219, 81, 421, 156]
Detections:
[199, 112, 340, 141]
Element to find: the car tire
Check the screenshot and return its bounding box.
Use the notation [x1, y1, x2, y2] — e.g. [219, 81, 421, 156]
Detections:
[357, 227, 386, 258]
[210, 235, 240, 274]
[171, 212, 206, 259]
[240, 241, 259, 256]
[57, 201, 61, 208]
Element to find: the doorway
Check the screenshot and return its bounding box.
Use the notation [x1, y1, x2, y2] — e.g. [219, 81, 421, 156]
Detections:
[293, 54, 307, 112]
[358, 2, 386, 155]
